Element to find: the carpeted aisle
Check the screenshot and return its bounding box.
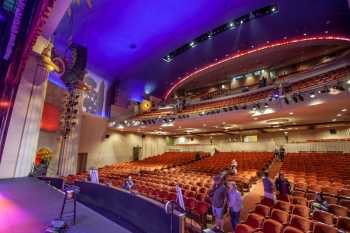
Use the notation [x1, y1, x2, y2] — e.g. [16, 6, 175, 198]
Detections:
[223, 160, 283, 232]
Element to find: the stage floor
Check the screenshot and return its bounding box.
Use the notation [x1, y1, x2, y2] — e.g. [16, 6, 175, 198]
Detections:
[0, 177, 132, 233]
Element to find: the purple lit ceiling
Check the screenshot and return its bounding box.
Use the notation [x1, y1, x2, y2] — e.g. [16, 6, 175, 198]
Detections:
[53, 0, 350, 101]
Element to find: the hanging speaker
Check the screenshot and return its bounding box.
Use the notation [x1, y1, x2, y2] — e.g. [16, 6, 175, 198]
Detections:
[60, 43, 87, 86]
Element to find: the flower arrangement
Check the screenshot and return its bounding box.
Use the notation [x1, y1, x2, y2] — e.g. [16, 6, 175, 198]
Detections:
[31, 147, 52, 176]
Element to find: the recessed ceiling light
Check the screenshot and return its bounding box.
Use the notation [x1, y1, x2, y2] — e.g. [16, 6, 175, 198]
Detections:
[332, 119, 337, 122]
[341, 108, 347, 112]
[289, 112, 294, 115]
[337, 113, 342, 117]
[253, 117, 258, 120]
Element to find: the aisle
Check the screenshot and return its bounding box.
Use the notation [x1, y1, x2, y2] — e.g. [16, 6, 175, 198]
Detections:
[223, 160, 283, 232]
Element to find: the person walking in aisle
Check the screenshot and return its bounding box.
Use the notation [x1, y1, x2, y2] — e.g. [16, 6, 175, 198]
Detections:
[227, 182, 242, 232]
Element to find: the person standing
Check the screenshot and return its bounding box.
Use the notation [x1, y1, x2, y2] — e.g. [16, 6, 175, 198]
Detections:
[123, 176, 134, 191]
[208, 175, 227, 232]
[279, 146, 285, 161]
[275, 173, 291, 199]
[228, 182, 242, 232]
[262, 172, 275, 201]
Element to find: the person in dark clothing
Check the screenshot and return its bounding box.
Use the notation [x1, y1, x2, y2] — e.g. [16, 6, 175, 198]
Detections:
[279, 146, 285, 161]
[275, 173, 291, 197]
[195, 152, 201, 161]
[311, 192, 329, 212]
[262, 171, 275, 201]
[208, 175, 227, 232]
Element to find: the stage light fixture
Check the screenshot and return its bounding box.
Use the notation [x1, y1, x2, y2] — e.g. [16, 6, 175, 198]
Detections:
[190, 41, 196, 47]
[309, 92, 316, 98]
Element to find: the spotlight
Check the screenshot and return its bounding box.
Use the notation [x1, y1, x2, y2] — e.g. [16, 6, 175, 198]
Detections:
[240, 20, 244, 24]
[309, 92, 316, 98]
[229, 22, 234, 28]
[189, 41, 196, 47]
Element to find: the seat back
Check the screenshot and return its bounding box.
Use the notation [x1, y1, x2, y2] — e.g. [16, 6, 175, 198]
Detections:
[263, 219, 283, 233]
[328, 204, 348, 217]
[254, 204, 271, 217]
[312, 210, 335, 225]
[282, 227, 304, 233]
[337, 216, 350, 232]
[292, 205, 310, 218]
[313, 222, 338, 233]
[271, 209, 289, 225]
[292, 197, 308, 206]
[289, 214, 313, 233]
[275, 200, 291, 212]
[246, 213, 264, 228]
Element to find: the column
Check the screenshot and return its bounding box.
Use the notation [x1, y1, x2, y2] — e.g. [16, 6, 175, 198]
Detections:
[0, 53, 49, 178]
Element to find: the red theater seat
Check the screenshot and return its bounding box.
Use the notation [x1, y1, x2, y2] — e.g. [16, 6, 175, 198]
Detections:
[312, 222, 338, 233]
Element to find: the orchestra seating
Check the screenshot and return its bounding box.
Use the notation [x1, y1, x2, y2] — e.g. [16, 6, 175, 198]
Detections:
[66, 151, 273, 228]
[237, 152, 350, 233]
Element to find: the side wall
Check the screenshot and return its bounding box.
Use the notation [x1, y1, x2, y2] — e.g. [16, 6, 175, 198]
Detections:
[79, 115, 167, 169]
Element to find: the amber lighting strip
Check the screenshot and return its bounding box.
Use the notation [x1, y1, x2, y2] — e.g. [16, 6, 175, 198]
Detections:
[164, 35, 350, 100]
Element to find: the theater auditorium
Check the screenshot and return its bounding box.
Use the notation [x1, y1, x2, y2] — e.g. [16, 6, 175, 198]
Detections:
[1, 1, 350, 233]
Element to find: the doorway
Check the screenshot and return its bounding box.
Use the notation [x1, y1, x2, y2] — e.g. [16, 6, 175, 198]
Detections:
[77, 153, 88, 173]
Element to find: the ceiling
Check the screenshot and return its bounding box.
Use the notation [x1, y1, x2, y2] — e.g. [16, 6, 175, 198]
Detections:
[53, 0, 350, 101]
[174, 40, 350, 93]
[111, 88, 350, 136]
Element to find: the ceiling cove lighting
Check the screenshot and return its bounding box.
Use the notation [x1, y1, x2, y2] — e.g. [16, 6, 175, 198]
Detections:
[162, 4, 278, 62]
[164, 35, 350, 100]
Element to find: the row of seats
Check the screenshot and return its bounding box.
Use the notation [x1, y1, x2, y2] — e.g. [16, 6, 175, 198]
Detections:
[281, 152, 350, 196]
[66, 151, 274, 228]
[237, 195, 350, 233]
[238, 151, 350, 233]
